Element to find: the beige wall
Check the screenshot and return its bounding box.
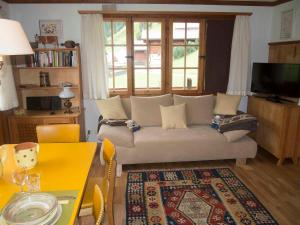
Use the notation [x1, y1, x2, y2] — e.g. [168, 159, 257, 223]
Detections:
[271, 0, 300, 42]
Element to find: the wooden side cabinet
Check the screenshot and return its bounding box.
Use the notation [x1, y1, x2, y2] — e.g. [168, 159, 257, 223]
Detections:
[8, 111, 83, 143]
[248, 96, 300, 165]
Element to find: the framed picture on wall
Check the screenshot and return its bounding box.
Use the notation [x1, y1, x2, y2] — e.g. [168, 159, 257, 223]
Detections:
[39, 20, 63, 40]
[280, 9, 294, 39]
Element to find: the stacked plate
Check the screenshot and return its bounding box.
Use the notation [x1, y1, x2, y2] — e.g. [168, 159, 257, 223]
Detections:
[2, 193, 62, 225]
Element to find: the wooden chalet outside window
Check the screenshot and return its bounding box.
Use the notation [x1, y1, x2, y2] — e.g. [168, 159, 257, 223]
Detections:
[103, 15, 207, 96]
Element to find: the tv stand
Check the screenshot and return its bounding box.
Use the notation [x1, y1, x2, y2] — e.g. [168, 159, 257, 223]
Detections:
[252, 94, 295, 104]
[248, 96, 300, 165]
[266, 96, 282, 103]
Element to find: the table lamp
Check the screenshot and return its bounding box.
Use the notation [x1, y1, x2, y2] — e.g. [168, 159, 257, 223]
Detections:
[59, 86, 75, 114]
[0, 19, 33, 111]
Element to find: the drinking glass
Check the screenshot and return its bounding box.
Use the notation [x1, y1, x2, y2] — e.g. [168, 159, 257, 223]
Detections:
[12, 169, 28, 192]
[26, 173, 41, 192]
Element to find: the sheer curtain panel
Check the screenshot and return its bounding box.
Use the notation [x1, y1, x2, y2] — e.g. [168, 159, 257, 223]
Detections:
[81, 14, 109, 100]
[227, 16, 251, 96]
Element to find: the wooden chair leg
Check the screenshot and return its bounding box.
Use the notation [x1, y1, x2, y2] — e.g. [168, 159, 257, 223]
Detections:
[116, 164, 122, 177]
[236, 158, 247, 167]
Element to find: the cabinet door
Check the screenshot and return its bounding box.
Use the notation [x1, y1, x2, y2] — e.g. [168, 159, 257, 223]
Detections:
[8, 117, 44, 143]
[248, 97, 285, 158]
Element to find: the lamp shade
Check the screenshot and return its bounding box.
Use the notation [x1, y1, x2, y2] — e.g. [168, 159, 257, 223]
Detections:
[0, 19, 33, 55]
[59, 87, 75, 99]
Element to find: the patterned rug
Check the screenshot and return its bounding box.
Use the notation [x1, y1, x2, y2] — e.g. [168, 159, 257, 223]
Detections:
[126, 167, 278, 225]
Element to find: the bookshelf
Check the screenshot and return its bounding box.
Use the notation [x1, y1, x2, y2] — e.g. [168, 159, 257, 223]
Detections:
[9, 46, 85, 142]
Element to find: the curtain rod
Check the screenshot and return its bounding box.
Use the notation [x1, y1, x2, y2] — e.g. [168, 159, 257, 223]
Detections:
[78, 10, 252, 16]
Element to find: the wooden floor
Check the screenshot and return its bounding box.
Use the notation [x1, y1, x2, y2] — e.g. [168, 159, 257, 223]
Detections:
[81, 148, 300, 225]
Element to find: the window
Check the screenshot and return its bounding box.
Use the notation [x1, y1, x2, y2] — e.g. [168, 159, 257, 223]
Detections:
[104, 19, 128, 92]
[133, 20, 164, 93]
[171, 22, 200, 90]
[103, 15, 207, 96]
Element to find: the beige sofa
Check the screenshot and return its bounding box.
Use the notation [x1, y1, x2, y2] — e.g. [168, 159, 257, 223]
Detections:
[98, 95, 257, 176]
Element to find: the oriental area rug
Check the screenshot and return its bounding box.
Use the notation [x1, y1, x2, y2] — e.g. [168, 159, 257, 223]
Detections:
[126, 168, 278, 225]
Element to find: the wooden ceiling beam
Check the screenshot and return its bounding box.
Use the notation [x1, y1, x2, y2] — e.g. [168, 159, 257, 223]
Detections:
[2, 0, 292, 7]
[78, 10, 252, 18]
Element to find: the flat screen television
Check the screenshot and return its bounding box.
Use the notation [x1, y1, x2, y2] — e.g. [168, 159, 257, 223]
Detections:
[251, 63, 300, 99]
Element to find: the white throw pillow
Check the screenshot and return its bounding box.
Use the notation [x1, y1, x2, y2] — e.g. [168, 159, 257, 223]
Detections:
[160, 104, 187, 129]
[96, 95, 128, 120]
[223, 130, 250, 142]
[130, 94, 173, 126]
[214, 93, 241, 115]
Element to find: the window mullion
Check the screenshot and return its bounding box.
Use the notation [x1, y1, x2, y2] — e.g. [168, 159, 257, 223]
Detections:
[127, 17, 134, 96]
[198, 19, 207, 94]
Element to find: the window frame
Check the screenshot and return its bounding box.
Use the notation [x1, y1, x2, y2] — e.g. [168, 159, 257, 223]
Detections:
[132, 17, 166, 96]
[103, 15, 208, 97]
[168, 18, 206, 95]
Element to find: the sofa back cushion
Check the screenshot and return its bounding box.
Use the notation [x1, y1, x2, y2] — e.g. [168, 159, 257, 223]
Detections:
[173, 94, 214, 125]
[131, 94, 173, 126]
[121, 98, 131, 118]
[214, 93, 241, 115]
[96, 95, 128, 120]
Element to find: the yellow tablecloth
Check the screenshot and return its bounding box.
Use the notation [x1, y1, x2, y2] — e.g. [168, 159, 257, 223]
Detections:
[0, 142, 97, 225]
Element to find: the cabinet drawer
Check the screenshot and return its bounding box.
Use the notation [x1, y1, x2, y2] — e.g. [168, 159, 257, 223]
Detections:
[43, 117, 75, 124]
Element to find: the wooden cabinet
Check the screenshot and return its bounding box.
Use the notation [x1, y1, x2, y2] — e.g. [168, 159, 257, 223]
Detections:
[7, 47, 86, 144]
[248, 96, 300, 165]
[0, 111, 11, 145]
[8, 111, 81, 143]
[269, 40, 300, 63]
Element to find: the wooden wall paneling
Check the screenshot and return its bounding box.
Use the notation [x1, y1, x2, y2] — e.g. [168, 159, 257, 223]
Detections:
[268, 41, 300, 64]
[204, 18, 234, 94]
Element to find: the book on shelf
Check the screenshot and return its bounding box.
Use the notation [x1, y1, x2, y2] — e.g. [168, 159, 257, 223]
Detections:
[23, 50, 78, 68]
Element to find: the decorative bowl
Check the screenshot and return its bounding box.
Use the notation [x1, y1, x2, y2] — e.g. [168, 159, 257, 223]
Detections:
[2, 193, 58, 225]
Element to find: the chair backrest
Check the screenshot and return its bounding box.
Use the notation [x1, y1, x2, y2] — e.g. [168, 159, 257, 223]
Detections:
[36, 124, 80, 143]
[102, 138, 116, 163]
[102, 138, 116, 225]
[93, 184, 104, 225]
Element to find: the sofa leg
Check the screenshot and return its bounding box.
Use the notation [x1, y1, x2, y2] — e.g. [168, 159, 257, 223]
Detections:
[236, 158, 247, 167]
[117, 164, 122, 177]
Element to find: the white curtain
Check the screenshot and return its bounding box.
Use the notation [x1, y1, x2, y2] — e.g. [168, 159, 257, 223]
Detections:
[227, 16, 251, 96]
[0, 13, 19, 111]
[81, 14, 109, 100]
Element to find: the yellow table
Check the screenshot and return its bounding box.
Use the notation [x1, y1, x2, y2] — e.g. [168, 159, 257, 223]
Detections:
[0, 142, 97, 225]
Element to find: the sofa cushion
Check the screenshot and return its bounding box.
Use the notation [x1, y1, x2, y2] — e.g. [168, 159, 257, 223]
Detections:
[134, 126, 225, 147]
[214, 93, 241, 115]
[173, 94, 214, 125]
[126, 125, 256, 164]
[96, 95, 128, 120]
[130, 94, 173, 126]
[98, 125, 134, 147]
[223, 130, 250, 142]
[160, 104, 187, 129]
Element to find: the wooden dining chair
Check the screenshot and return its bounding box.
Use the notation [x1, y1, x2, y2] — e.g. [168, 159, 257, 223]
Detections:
[36, 124, 80, 143]
[80, 138, 116, 225]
